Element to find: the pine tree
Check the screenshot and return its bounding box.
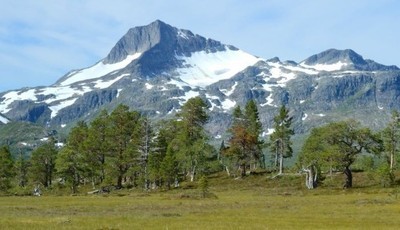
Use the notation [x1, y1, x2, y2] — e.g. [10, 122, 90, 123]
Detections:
[198, 175, 209, 198]
[14, 150, 29, 187]
[148, 120, 178, 188]
[29, 137, 58, 187]
[269, 105, 294, 175]
[174, 97, 211, 182]
[85, 110, 110, 184]
[244, 100, 264, 170]
[0, 146, 15, 191]
[160, 146, 178, 189]
[55, 121, 88, 193]
[227, 106, 257, 177]
[107, 104, 141, 188]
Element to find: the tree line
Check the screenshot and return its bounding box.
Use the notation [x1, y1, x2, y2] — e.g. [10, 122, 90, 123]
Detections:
[0, 97, 399, 194]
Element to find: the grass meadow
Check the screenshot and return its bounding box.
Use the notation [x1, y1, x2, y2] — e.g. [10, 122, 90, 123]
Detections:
[1, 172, 399, 229]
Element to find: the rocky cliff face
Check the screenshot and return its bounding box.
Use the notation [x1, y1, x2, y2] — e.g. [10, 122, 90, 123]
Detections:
[1, 21, 399, 142]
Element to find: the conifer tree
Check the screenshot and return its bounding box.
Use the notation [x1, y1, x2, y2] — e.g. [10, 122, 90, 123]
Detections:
[30, 137, 58, 187]
[227, 106, 257, 177]
[85, 109, 110, 184]
[15, 150, 29, 187]
[174, 97, 211, 182]
[55, 121, 88, 193]
[160, 146, 178, 189]
[244, 100, 264, 170]
[269, 105, 294, 174]
[107, 104, 141, 188]
[148, 120, 178, 188]
[0, 146, 15, 191]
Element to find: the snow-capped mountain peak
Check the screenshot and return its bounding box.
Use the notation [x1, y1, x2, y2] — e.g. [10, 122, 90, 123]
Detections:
[1, 21, 400, 139]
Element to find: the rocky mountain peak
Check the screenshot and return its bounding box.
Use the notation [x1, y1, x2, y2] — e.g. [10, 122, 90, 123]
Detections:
[302, 49, 365, 66]
[104, 20, 173, 64]
[103, 20, 232, 65]
[301, 48, 398, 71]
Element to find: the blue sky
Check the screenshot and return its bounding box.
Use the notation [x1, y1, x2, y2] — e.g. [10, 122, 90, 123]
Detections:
[1, 0, 399, 92]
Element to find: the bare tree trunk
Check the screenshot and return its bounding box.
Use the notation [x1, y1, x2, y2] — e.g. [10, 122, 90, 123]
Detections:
[343, 166, 352, 189]
[117, 175, 123, 189]
[189, 164, 197, 182]
[225, 165, 231, 177]
[279, 153, 283, 175]
[390, 151, 395, 172]
[240, 163, 246, 177]
[303, 164, 318, 189]
[274, 145, 279, 170]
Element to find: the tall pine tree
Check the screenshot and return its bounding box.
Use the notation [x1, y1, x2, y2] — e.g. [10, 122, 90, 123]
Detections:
[107, 104, 141, 188]
[0, 146, 15, 191]
[244, 100, 264, 170]
[85, 109, 110, 184]
[55, 121, 88, 193]
[30, 137, 58, 187]
[174, 97, 211, 182]
[269, 105, 294, 175]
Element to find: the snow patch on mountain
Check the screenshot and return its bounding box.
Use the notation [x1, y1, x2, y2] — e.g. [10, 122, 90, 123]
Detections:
[145, 83, 154, 90]
[93, 74, 129, 89]
[1, 72, 128, 117]
[0, 114, 10, 124]
[220, 82, 238, 96]
[59, 53, 141, 86]
[167, 79, 189, 90]
[269, 66, 296, 85]
[173, 90, 200, 105]
[50, 98, 79, 118]
[0, 89, 37, 113]
[221, 98, 236, 111]
[176, 48, 260, 87]
[177, 30, 190, 40]
[300, 61, 348, 72]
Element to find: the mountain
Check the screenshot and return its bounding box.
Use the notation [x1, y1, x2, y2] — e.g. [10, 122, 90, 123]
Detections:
[300, 48, 399, 71]
[1, 20, 400, 146]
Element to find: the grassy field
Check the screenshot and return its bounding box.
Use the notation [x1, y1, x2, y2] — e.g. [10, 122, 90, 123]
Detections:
[1, 173, 399, 229]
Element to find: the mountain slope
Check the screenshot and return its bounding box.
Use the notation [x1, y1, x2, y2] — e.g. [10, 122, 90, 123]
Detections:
[1, 20, 400, 143]
[0, 113, 10, 124]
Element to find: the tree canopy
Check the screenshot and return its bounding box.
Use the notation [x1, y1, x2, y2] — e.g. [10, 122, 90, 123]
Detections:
[299, 120, 382, 188]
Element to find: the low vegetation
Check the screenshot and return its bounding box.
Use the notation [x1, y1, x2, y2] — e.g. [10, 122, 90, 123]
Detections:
[0, 172, 399, 229]
[1, 98, 400, 229]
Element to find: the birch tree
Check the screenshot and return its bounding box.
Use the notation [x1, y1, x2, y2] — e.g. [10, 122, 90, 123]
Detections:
[382, 110, 400, 173]
[299, 120, 382, 188]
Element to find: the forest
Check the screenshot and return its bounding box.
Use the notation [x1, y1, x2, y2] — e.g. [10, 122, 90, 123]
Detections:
[0, 97, 399, 195]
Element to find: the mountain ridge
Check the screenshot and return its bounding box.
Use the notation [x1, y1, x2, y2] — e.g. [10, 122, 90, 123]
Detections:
[1, 20, 400, 147]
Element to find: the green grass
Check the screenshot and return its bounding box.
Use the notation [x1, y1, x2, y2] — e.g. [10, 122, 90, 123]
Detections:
[1, 172, 400, 229]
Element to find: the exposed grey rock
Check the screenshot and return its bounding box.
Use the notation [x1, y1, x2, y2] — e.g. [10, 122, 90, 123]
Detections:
[302, 48, 399, 71]
[1, 20, 400, 149]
